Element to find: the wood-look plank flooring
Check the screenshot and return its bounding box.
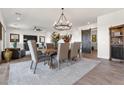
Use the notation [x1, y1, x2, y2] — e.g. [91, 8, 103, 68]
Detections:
[0, 53, 124, 85]
[75, 60, 124, 85]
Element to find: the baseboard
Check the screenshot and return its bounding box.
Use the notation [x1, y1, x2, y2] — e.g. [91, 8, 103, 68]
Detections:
[97, 57, 110, 61]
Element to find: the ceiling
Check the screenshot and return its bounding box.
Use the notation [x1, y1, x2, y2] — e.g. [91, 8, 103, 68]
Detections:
[1, 8, 122, 31]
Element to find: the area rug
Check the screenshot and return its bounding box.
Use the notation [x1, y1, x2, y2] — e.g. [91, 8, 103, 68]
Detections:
[8, 58, 100, 85]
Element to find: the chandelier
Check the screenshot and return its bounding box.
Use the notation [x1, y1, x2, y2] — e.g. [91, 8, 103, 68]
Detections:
[53, 8, 72, 31]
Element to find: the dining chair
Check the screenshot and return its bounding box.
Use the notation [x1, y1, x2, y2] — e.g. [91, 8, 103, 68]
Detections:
[46, 43, 54, 49]
[28, 40, 50, 74]
[53, 43, 69, 69]
[70, 42, 81, 60]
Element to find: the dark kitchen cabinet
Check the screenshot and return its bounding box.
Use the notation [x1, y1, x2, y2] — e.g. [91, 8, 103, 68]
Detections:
[111, 45, 124, 59]
[110, 24, 124, 60]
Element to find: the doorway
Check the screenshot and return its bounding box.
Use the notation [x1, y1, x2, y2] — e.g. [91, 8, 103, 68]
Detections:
[81, 28, 97, 59]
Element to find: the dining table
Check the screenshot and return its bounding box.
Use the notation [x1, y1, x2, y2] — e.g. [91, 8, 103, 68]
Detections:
[37, 48, 80, 68]
[37, 48, 57, 68]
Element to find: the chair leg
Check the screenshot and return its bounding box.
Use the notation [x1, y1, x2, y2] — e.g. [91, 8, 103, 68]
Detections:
[58, 60, 60, 70]
[34, 63, 38, 74]
[44, 61, 46, 65]
[55, 58, 60, 70]
[30, 61, 33, 69]
[68, 59, 70, 65]
[50, 57, 53, 69]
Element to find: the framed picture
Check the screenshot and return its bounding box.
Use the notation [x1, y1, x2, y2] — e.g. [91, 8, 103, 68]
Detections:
[92, 35, 96, 42]
[39, 36, 45, 43]
[10, 34, 20, 42]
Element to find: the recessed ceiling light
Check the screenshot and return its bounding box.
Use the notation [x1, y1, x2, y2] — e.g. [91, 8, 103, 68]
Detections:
[87, 22, 90, 25]
[15, 12, 22, 21]
[16, 17, 21, 21]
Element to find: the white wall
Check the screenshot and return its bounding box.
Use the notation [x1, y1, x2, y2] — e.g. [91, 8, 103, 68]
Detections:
[79, 23, 97, 30]
[5, 29, 46, 49]
[97, 9, 124, 59]
[0, 9, 6, 61]
[71, 28, 82, 42]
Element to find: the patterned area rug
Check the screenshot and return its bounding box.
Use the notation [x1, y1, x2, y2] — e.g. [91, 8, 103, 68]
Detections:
[8, 58, 100, 85]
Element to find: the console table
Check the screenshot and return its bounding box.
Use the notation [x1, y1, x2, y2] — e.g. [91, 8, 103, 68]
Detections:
[1, 48, 25, 60]
[5, 48, 20, 51]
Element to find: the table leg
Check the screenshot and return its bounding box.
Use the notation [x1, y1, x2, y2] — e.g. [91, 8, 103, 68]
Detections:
[48, 56, 53, 69]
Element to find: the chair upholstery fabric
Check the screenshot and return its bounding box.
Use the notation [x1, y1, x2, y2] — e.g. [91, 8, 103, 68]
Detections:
[57, 43, 69, 61]
[28, 40, 38, 63]
[28, 40, 51, 74]
[70, 42, 81, 59]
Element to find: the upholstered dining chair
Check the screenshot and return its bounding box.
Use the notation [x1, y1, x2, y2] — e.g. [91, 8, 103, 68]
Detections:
[28, 40, 50, 74]
[55, 43, 70, 69]
[70, 42, 81, 60]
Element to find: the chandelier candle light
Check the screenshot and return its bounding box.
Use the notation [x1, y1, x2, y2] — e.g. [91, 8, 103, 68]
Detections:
[53, 8, 72, 31]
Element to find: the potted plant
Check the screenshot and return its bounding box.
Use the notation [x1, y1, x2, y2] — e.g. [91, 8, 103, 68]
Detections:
[51, 32, 60, 48]
[62, 34, 72, 43]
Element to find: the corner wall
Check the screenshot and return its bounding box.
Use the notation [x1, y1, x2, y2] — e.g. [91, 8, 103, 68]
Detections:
[97, 9, 124, 59]
[0, 9, 6, 61]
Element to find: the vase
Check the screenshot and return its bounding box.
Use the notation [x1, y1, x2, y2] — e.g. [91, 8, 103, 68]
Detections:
[13, 42, 17, 48]
[64, 39, 69, 43]
[53, 41, 58, 49]
[4, 49, 12, 62]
